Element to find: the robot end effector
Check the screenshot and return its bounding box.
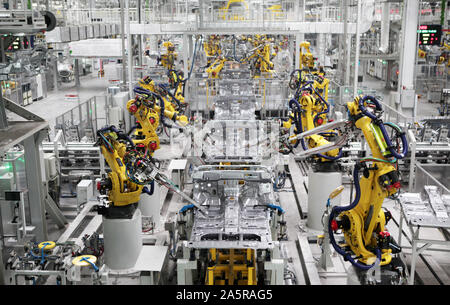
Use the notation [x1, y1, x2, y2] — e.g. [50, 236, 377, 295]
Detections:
[290, 95, 408, 162]
[291, 119, 352, 159]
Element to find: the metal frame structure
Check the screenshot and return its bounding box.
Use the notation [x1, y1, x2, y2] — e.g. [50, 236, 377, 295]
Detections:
[397, 182, 450, 285]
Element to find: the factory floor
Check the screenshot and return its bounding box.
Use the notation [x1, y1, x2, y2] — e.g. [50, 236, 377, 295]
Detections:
[32, 69, 450, 285]
[19, 62, 116, 134]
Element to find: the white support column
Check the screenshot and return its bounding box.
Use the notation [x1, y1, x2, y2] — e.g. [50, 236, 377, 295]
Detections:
[353, 0, 362, 97]
[318, 33, 324, 66]
[344, 0, 351, 86]
[380, 2, 390, 53]
[120, 0, 127, 86]
[183, 34, 189, 79]
[23, 131, 49, 242]
[126, 0, 133, 97]
[53, 57, 59, 91]
[186, 35, 193, 104]
[137, 0, 143, 66]
[397, 0, 420, 118]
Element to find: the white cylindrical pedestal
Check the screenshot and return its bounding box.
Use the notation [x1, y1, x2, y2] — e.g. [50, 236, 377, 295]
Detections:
[306, 171, 342, 231]
[103, 209, 142, 270]
[138, 183, 161, 226]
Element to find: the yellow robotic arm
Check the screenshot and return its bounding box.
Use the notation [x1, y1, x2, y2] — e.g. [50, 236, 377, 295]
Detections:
[154, 103, 189, 127]
[127, 97, 161, 154]
[168, 69, 186, 106]
[206, 56, 226, 79]
[329, 95, 408, 270]
[96, 123, 201, 219]
[296, 94, 339, 161]
[256, 43, 274, 76]
[283, 70, 339, 162]
[96, 126, 144, 218]
[203, 41, 214, 58]
[128, 87, 189, 144]
[203, 35, 222, 66]
[235, 35, 274, 78]
[313, 75, 329, 102]
[299, 41, 315, 70]
[159, 41, 178, 70]
[138, 74, 187, 115]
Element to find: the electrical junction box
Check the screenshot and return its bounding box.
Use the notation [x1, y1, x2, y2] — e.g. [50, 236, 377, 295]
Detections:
[0, 173, 14, 199]
[107, 86, 121, 96]
[108, 106, 123, 128]
[112, 92, 131, 130]
[400, 88, 415, 108]
[44, 153, 57, 181]
[77, 180, 93, 208]
[168, 159, 187, 190]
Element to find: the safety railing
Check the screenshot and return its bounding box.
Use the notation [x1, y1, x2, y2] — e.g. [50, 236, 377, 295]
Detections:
[320, 7, 341, 22]
[332, 85, 381, 114]
[44, 1, 411, 33]
[413, 163, 450, 195]
[53, 95, 110, 141]
[198, 8, 292, 30]
[48, 1, 379, 29]
[357, 38, 400, 56]
[416, 64, 448, 81]
[52, 8, 191, 26]
[378, 100, 415, 129]
[46, 0, 413, 29]
[415, 64, 448, 102]
[372, 3, 402, 22]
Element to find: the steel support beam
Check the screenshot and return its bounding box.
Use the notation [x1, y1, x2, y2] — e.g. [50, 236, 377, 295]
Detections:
[397, 0, 419, 118]
[295, 34, 301, 69]
[23, 130, 48, 242]
[380, 2, 390, 53]
[126, 0, 133, 97]
[137, 0, 143, 66]
[53, 55, 59, 91]
[344, 0, 351, 86]
[353, 0, 362, 97]
[120, 0, 126, 86]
